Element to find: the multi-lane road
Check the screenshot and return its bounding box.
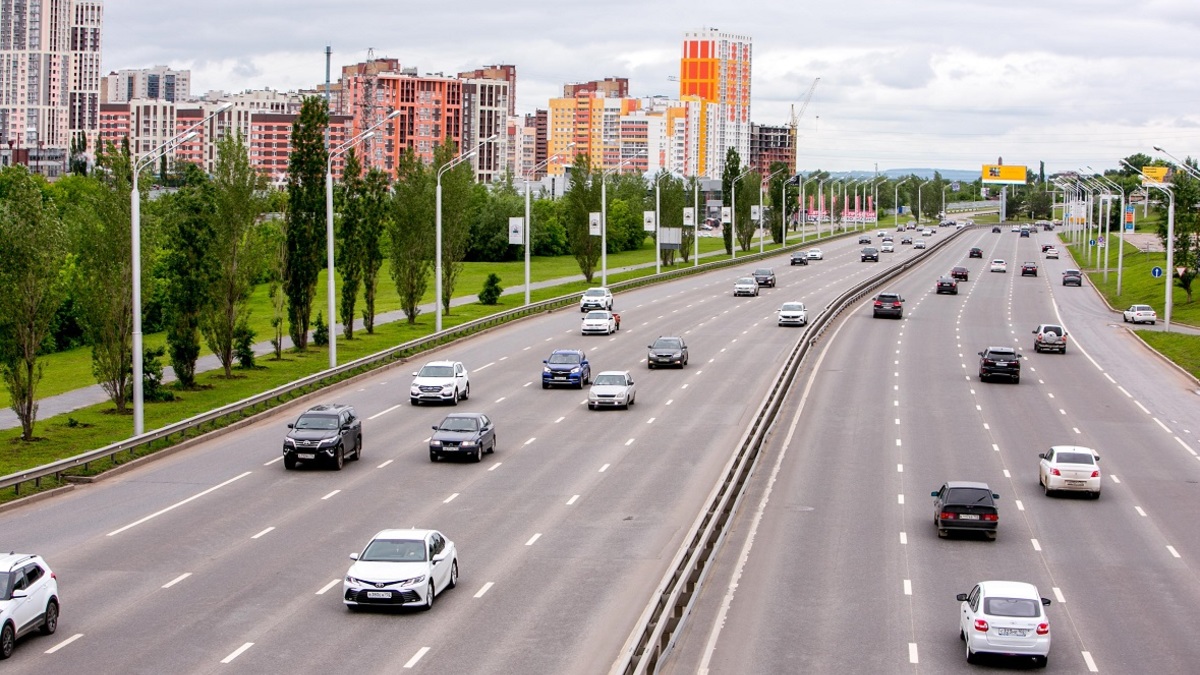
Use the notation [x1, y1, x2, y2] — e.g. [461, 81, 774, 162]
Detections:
[664, 227, 1200, 673]
[2, 228, 942, 673]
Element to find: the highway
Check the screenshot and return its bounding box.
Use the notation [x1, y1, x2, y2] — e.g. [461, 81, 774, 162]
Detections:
[664, 227, 1200, 674]
[0, 227, 942, 673]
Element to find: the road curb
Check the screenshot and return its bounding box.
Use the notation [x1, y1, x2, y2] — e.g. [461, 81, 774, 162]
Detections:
[0, 485, 75, 515]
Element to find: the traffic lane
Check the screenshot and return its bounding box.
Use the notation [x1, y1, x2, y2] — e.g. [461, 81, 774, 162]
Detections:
[672, 306, 914, 675]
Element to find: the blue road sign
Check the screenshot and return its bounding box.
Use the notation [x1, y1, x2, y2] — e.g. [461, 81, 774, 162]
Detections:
[1152, 266, 1164, 278]
[1125, 223, 1134, 231]
[1089, 239, 1096, 246]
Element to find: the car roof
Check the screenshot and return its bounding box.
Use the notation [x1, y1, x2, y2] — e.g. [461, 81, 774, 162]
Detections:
[594, 370, 630, 377]
[304, 403, 352, 413]
[976, 580, 1041, 599]
[945, 480, 992, 490]
[985, 346, 1017, 353]
[1049, 445, 1097, 455]
[0, 553, 42, 571]
[551, 349, 584, 356]
[421, 360, 460, 368]
[370, 528, 435, 541]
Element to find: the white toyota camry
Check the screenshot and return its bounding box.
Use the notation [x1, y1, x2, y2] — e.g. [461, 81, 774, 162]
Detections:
[344, 529, 458, 611]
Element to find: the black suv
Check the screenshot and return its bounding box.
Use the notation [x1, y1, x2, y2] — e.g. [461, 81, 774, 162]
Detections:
[932, 482, 999, 540]
[283, 403, 363, 470]
[978, 347, 1021, 383]
[752, 268, 777, 287]
[858, 235, 872, 244]
[861, 247, 879, 262]
[968, 247, 983, 259]
[872, 292, 904, 319]
[936, 276, 959, 294]
[789, 251, 808, 266]
[647, 336, 688, 369]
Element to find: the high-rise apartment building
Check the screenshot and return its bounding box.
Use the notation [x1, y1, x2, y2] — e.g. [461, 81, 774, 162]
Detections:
[69, 0, 102, 145]
[103, 65, 191, 103]
[749, 122, 795, 175]
[461, 78, 509, 183]
[457, 64, 516, 116]
[546, 91, 642, 176]
[563, 77, 628, 99]
[679, 28, 752, 179]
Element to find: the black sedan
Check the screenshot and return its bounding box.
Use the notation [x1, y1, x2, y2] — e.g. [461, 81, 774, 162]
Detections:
[968, 247, 983, 259]
[429, 413, 496, 462]
[991, 226, 1002, 233]
[789, 251, 809, 266]
[932, 481, 999, 540]
[936, 276, 959, 294]
[1062, 269, 1083, 286]
[951, 266, 969, 281]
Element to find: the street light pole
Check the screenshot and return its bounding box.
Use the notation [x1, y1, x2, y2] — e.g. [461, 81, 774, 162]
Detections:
[1123, 159, 1175, 332]
[817, 178, 828, 239]
[917, 179, 932, 225]
[762, 167, 787, 251]
[524, 145, 574, 305]
[693, 176, 701, 267]
[894, 177, 912, 229]
[436, 134, 497, 332]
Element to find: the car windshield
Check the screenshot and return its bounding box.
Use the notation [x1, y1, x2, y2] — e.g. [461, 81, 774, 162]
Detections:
[754, 269, 772, 275]
[593, 374, 627, 386]
[417, 365, 454, 378]
[548, 353, 581, 365]
[945, 488, 993, 505]
[439, 417, 480, 432]
[984, 597, 1040, 618]
[1065, 269, 1080, 275]
[781, 303, 804, 311]
[585, 311, 609, 320]
[993, 260, 1004, 264]
[361, 539, 427, 562]
[652, 339, 681, 350]
[737, 277, 755, 284]
[294, 414, 338, 430]
[1056, 452, 1095, 465]
[584, 289, 606, 297]
[879, 295, 900, 302]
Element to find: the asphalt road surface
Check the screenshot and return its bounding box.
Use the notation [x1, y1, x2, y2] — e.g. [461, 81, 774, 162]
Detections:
[664, 227, 1200, 674]
[1, 227, 947, 673]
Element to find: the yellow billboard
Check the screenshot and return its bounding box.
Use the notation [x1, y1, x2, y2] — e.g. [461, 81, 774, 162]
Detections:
[982, 164, 1028, 185]
[1141, 166, 1169, 184]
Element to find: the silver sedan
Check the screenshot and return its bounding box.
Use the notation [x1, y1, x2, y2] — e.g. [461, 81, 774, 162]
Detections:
[588, 370, 637, 410]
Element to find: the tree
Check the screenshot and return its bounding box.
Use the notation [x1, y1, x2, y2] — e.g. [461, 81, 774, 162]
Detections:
[608, 172, 648, 251]
[283, 96, 329, 350]
[69, 132, 89, 176]
[720, 148, 742, 254]
[203, 131, 269, 377]
[468, 180, 522, 262]
[161, 163, 216, 388]
[679, 177, 700, 263]
[766, 162, 791, 244]
[734, 171, 759, 251]
[655, 172, 685, 266]
[434, 140, 475, 315]
[359, 168, 391, 334]
[531, 197, 569, 256]
[606, 199, 640, 253]
[336, 149, 364, 339]
[259, 220, 288, 359]
[563, 153, 602, 281]
[389, 148, 433, 324]
[1166, 166, 1200, 303]
[0, 168, 68, 440]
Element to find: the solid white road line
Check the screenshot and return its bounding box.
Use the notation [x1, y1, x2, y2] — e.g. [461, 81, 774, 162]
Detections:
[567, 495, 579, 505]
[251, 527, 274, 540]
[44, 633, 83, 654]
[525, 533, 542, 546]
[316, 579, 340, 595]
[443, 493, 459, 504]
[524, 437, 536, 445]
[403, 647, 430, 669]
[1104, 372, 1116, 384]
[263, 456, 283, 466]
[162, 573, 192, 588]
[625, 438, 634, 446]
[221, 643, 254, 664]
[321, 490, 340, 500]
[377, 460, 393, 468]
[107, 471, 252, 536]
[1167, 545, 1181, 558]
[1082, 651, 1099, 672]
[368, 404, 401, 420]
[1053, 587, 1066, 603]
[599, 463, 610, 473]
[1178, 437, 1197, 455]
[908, 643, 919, 664]
[474, 582, 494, 598]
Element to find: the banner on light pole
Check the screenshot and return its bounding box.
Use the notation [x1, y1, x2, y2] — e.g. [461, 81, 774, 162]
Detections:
[508, 217, 524, 245]
[682, 207, 695, 226]
[643, 211, 656, 232]
[589, 212, 601, 236]
[721, 207, 732, 224]
[750, 205, 761, 221]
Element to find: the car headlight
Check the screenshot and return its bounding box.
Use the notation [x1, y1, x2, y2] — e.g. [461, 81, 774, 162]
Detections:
[543, 366, 552, 374]
[461, 440, 477, 447]
[410, 385, 420, 394]
[283, 438, 295, 447]
[400, 575, 427, 588]
[570, 367, 581, 373]
[430, 440, 442, 447]
[346, 576, 369, 586]
[441, 385, 454, 392]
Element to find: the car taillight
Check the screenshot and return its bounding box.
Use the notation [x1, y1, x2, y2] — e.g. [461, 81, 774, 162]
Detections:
[1050, 468, 1061, 476]
[874, 301, 883, 307]
[51, 572, 57, 580]
[893, 302, 902, 308]
[974, 619, 989, 632]
[939, 511, 956, 520]
[1036, 622, 1050, 636]
[1091, 470, 1100, 478]
[982, 513, 998, 521]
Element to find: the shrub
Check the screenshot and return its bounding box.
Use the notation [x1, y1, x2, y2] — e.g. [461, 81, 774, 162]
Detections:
[478, 273, 503, 305]
[235, 320, 257, 369]
[312, 312, 329, 347]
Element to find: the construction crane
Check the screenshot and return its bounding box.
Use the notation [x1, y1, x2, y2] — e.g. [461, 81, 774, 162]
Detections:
[790, 77, 820, 173]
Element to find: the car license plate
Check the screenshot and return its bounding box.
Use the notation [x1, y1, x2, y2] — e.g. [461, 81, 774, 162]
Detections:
[958, 514, 980, 520]
[1067, 480, 1085, 486]
[555, 375, 566, 379]
[366, 591, 390, 599]
[297, 453, 315, 460]
[997, 628, 1027, 637]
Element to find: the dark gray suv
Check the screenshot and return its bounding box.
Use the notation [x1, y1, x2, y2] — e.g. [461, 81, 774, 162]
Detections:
[978, 347, 1021, 383]
[872, 292, 904, 319]
[283, 403, 363, 470]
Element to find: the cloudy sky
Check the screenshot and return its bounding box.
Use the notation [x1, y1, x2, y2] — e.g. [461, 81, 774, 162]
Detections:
[103, 0, 1200, 174]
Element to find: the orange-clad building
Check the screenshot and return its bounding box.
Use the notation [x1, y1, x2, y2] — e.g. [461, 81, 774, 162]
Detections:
[680, 29, 752, 179]
[546, 91, 641, 176]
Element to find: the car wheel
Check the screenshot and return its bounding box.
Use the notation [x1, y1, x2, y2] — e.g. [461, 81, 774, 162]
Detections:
[1122, 315, 1129, 323]
[430, 451, 439, 462]
[284, 456, 296, 470]
[1013, 376, 1020, 384]
[985, 531, 997, 541]
[937, 528, 948, 539]
[966, 641, 978, 664]
[40, 599, 58, 635]
[489, 436, 496, 454]
[1150, 321, 1156, 325]
[588, 404, 595, 410]
[448, 560, 458, 589]
[1091, 491, 1101, 500]
[542, 382, 549, 389]
[960, 628, 966, 642]
[452, 389, 459, 406]
[648, 363, 655, 369]
[1043, 480, 1053, 497]
[410, 398, 419, 406]
[0, 622, 14, 660]
[474, 446, 482, 463]
[1061, 346, 1067, 354]
[423, 581, 435, 611]
[462, 384, 469, 400]
[1035, 655, 1048, 668]
[352, 436, 362, 460]
[333, 445, 344, 470]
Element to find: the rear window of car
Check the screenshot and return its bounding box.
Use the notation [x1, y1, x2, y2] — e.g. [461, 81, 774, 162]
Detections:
[585, 312, 609, 319]
[1133, 305, 1151, 311]
[987, 350, 1017, 359]
[984, 597, 1040, 618]
[879, 294, 900, 302]
[945, 488, 993, 505]
[1056, 452, 1095, 465]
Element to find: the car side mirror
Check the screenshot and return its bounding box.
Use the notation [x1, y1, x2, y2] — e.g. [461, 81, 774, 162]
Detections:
[1063, 332, 1068, 337]
[543, 360, 549, 364]
[1094, 455, 1100, 461]
[930, 491, 939, 497]
[349, 552, 359, 561]
[977, 351, 984, 357]
[627, 379, 634, 385]
[412, 371, 419, 376]
[956, 593, 969, 602]
[647, 345, 653, 349]
[992, 493, 1000, 500]
[11, 589, 27, 599]
[432, 425, 439, 431]
[433, 553, 446, 563]
[1041, 598, 1052, 606]
[287, 423, 294, 429]
[1032, 330, 1038, 334]
[1038, 453, 1046, 459]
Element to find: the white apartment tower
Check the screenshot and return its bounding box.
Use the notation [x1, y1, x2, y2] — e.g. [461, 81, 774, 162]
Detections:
[104, 65, 191, 103]
[69, 0, 101, 140]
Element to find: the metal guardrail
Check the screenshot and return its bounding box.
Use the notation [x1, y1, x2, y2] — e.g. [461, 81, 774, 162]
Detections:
[0, 230, 858, 498]
[612, 227, 967, 674]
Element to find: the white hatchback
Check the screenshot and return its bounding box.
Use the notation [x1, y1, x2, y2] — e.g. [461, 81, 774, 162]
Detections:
[344, 529, 458, 611]
[1038, 445, 1101, 498]
[990, 259, 1007, 273]
[958, 580, 1051, 668]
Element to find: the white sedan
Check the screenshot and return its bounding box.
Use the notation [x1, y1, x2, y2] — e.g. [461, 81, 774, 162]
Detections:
[1122, 304, 1157, 325]
[776, 301, 808, 326]
[581, 310, 618, 335]
[990, 259, 1008, 273]
[806, 248, 824, 260]
[344, 529, 458, 611]
[958, 580, 1051, 668]
[1038, 446, 1101, 498]
[1045, 247, 1059, 259]
[913, 240, 927, 250]
[880, 242, 895, 253]
[588, 370, 636, 410]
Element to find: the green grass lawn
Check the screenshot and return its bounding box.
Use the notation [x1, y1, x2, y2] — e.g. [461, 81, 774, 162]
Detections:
[1135, 331, 1200, 381]
[1066, 239, 1200, 327]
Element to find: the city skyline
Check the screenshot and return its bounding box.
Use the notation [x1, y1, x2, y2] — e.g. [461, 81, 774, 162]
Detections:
[99, 1, 1200, 174]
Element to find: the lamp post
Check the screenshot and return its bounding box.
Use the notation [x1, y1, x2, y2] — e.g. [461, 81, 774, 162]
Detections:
[130, 101, 232, 435]
[872, 178, 887, 226]
[691, 176, 701, 267]
[1086, 167, 1123, 286]
[730, 167, 754, 259]
[436, 134, 497, 332]
[1153, 146, 1200, 180]
[600, 149, 648, 285]
[524, 144, 575, 305]
[894, 177, 912, 229]
[761, 167, 787, 251]
[817, 177, 828, 239]
[1078, 176, 1105, 267]
[655, 171, 676, 273]
[324, 110, 401, 368]
[941, 185, 950, 220]
[1122, 159, 1175, 332]
[917, 179, 933, 225]
[799, 174, 815, 241]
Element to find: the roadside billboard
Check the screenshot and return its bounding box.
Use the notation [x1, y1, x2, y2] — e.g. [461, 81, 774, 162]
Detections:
[981, 164, 1027, 185]
[1141, 166, 1169, 184]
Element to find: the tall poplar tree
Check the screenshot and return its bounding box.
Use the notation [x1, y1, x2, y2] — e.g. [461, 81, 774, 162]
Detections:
[434, 140, 474, 314]
[162, 163, 216, 388]
[389, 148, 433, 324]
[336, 149, 363, 339]
[721, 148, 742, 255]
[283, 96, 329, 350]
[359, 168, 390, 334]
[564, 153, 602, 281]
